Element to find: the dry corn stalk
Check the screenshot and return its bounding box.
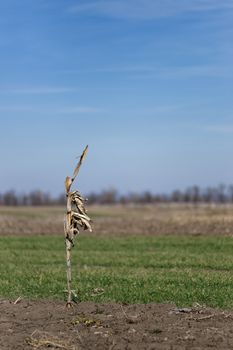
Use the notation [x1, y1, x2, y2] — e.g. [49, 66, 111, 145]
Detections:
[64, 145, 92, 307]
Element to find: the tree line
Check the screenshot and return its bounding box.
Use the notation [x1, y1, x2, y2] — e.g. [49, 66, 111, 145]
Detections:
[1, 184, 233, 206]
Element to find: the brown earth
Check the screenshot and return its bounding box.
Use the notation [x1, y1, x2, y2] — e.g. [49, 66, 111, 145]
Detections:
[0, 204, 233, 236]
[1, 299, 233, 350]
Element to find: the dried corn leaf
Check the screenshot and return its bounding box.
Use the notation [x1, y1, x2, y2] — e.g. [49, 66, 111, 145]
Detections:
[72, 211, 91, 221]
[75, 205, 86, 215]
[79, 217, 92, 231]
[65, 176, 72, 193]
[72, 145, 88, 181]
[73, 195, 85, 205]
[71, 191, 86, 202]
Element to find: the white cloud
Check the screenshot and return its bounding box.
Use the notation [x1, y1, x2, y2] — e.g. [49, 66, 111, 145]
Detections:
[64, 64, 233, 79]
[0, 86, 76, 94]
[155, 65, 232, 79]
[0, 105, 102, 115]
[205, 124, 233, 133]
[69, 0, 233, 19]
[0, 105, 34, 112]
[57, 106, 103, 114]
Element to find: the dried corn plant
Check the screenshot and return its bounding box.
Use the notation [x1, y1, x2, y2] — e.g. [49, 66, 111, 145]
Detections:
[64, 145, 92, 307]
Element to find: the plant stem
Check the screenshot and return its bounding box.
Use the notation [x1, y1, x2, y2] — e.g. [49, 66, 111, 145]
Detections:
[65, 193, 73, 306]
[65, 238, 72, 305]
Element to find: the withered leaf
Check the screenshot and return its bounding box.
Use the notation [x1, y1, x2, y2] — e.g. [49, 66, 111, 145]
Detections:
[72, 145, 88, 181]
[65, 176, 72, 193]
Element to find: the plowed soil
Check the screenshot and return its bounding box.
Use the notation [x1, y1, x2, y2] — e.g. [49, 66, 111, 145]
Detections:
[1, 299, 233, 350]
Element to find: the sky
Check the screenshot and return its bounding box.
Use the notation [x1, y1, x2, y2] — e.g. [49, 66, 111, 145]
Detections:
[0, 0, 233, 196]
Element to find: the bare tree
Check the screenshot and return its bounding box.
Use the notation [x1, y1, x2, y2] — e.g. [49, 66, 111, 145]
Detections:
[3, 190, 18, 206]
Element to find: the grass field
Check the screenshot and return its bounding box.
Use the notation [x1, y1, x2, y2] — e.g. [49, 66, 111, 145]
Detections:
[1, 234, 233, 309]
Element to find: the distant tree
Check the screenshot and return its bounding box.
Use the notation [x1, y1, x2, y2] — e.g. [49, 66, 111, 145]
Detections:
[217, 184, 226, 203]
[3, 190, 18, 206]
[43, 192, 52, 206]
[141, 191, 153, 203]
[29, 191, 45, 206]
[99, 188, 118, 204]
[191, 185, 201, 203]
[228, 185, 233, 203]
[171, 190, 183, 202]
[86, 192, 99, 205]
[202, 187, 213, 203]
[183, 188, 191, 203]
[119, 195, 127, 204]
[1, 183, 233, 206]
[153, 194, 163, 203]
[57, 193, 66, 205]
[127, 192, 141, 204]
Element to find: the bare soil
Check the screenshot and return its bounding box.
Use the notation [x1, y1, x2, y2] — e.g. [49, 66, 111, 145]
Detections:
[1, 299, 233, 350]
[1, 204, 233, 236]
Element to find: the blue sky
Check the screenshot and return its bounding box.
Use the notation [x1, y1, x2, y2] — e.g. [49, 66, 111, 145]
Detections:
[0, 0, 233, 195]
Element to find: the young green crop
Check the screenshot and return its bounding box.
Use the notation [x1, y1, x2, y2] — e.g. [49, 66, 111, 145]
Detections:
[1, 235, 233, 309]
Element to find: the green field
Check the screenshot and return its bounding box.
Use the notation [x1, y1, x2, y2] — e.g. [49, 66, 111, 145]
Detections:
[1, 235, 233, 308]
